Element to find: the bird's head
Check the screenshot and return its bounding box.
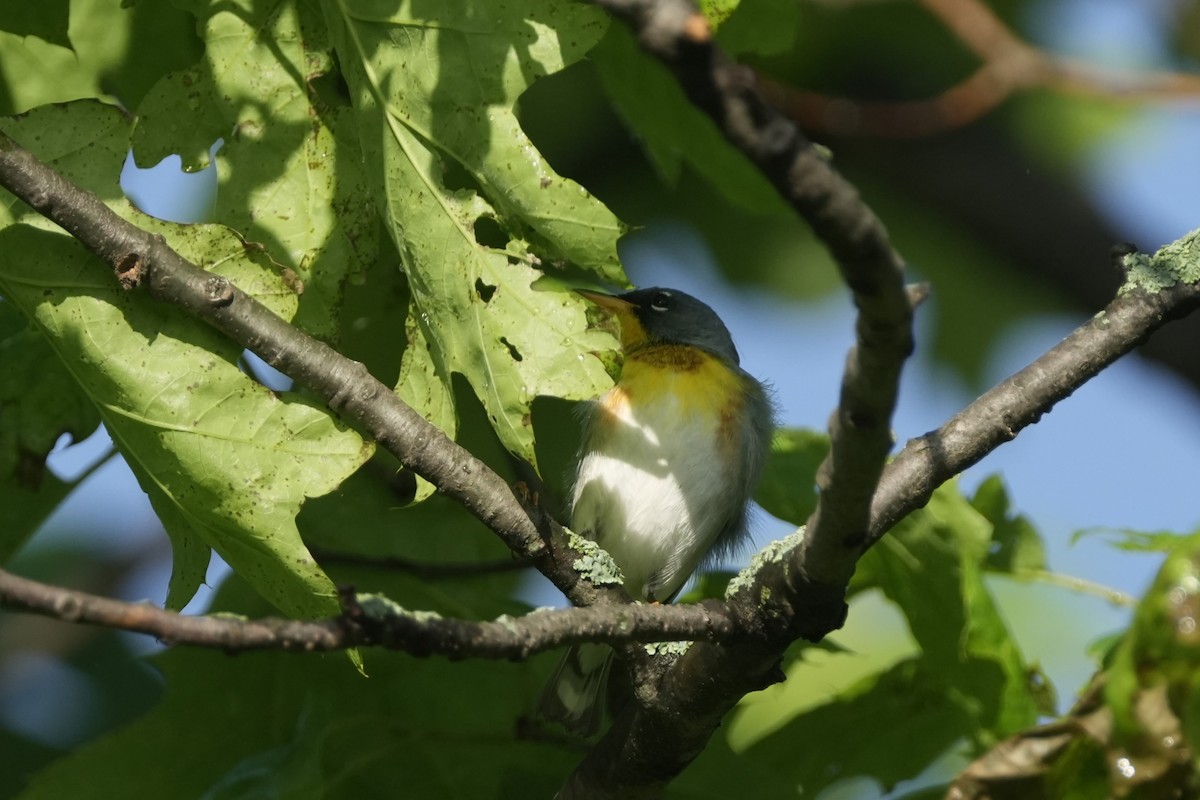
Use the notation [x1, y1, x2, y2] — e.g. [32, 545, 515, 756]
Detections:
[577, 287, 741, 366]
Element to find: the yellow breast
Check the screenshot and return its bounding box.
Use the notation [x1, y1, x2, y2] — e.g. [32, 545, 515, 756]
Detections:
[596, 344, 745, 453]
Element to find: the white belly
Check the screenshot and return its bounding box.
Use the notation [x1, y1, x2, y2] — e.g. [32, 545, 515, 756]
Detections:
[570, 391, 732, 601]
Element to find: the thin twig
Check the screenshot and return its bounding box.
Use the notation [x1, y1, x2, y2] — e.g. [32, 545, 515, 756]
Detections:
[0, 566, 735, 658]
[762, 0, 1200, 139]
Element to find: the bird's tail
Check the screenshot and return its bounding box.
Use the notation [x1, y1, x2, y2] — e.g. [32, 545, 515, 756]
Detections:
[536, 643, 613, 737]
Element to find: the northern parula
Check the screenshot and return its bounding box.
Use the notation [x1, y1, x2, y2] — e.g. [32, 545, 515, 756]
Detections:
[537, 286, 774, 735]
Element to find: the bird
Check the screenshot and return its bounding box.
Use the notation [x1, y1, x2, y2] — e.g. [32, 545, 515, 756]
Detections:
[536, 286, 774, 736]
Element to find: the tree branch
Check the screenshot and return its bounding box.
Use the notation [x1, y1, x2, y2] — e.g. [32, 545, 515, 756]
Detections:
[309, 547, 535, 578]
[0, 128, 639, 616]
[0, 566, 735, 658]
[760, 0, 1200, 139]
[870, 238, 1200, 540]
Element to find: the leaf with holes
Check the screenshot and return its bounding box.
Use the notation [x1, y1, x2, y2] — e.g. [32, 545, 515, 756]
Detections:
[323, 0, 626, 465]
[134, 0, 378, 339]
[0, 102, 373, 629]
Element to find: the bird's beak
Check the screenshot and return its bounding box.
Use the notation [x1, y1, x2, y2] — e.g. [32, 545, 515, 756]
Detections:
[576, 288, 646, 351]
[575, 289, 635, 312]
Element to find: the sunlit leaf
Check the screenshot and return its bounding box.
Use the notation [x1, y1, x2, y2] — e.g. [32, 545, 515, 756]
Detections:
[0, 0, 201, 116]
[134, 0, 378, 340]
[0, 103, 372, 624]
[323, 0, 627, 465]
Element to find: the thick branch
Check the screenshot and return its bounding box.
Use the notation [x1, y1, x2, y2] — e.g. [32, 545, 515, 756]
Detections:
[0, 130, 630, 614]
[0, 566, 734, 658]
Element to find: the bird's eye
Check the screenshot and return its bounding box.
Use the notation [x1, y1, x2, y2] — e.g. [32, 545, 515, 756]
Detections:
[649, 291, 673, 312]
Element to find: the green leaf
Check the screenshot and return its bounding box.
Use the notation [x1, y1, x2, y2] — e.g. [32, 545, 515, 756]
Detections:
[0, 100, 125, 558]
[0, 473, 73, 564]
[1072, 526, 1189, 553]
[0, 729, 61, 800]
[753, 428, 828, 526]
[334, 239, 447, 503]
[0, 34, 103, 115]
[134, 0, 378, 340]
[1043, 736, 1114, 800]
[742, 659, 972, 797]
[0, 223, 371, 620]
[861, 486, 1040, 735]
[0, 101, 130, 224]
[0, 102, 372, 622]
[198, 711, 327, 800]
[748, 484, 1041, 794]
[1105, 531, 1200, 737]
[323, 0, 627, 465]
[0, 0, 202, 116]
[675, 570, 737, 604]
[1085, 630, 1125, 666]
[713, 0, 800, 58]
[669, 728, 799, 798]
[66, 0, 204, 112]
[128, 66, 224, 171]
[393, 308, 455, 502]
[0, 327, 100, 561]
[892, 786, 951, 800]
[696, 0, 738, 31]
[591, 24, 788, 216]
[971, 474, 1047, 574]
[301, 469, 528, 620]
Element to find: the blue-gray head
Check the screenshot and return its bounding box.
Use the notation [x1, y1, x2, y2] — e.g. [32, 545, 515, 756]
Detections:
[578, 287, 741, 366]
